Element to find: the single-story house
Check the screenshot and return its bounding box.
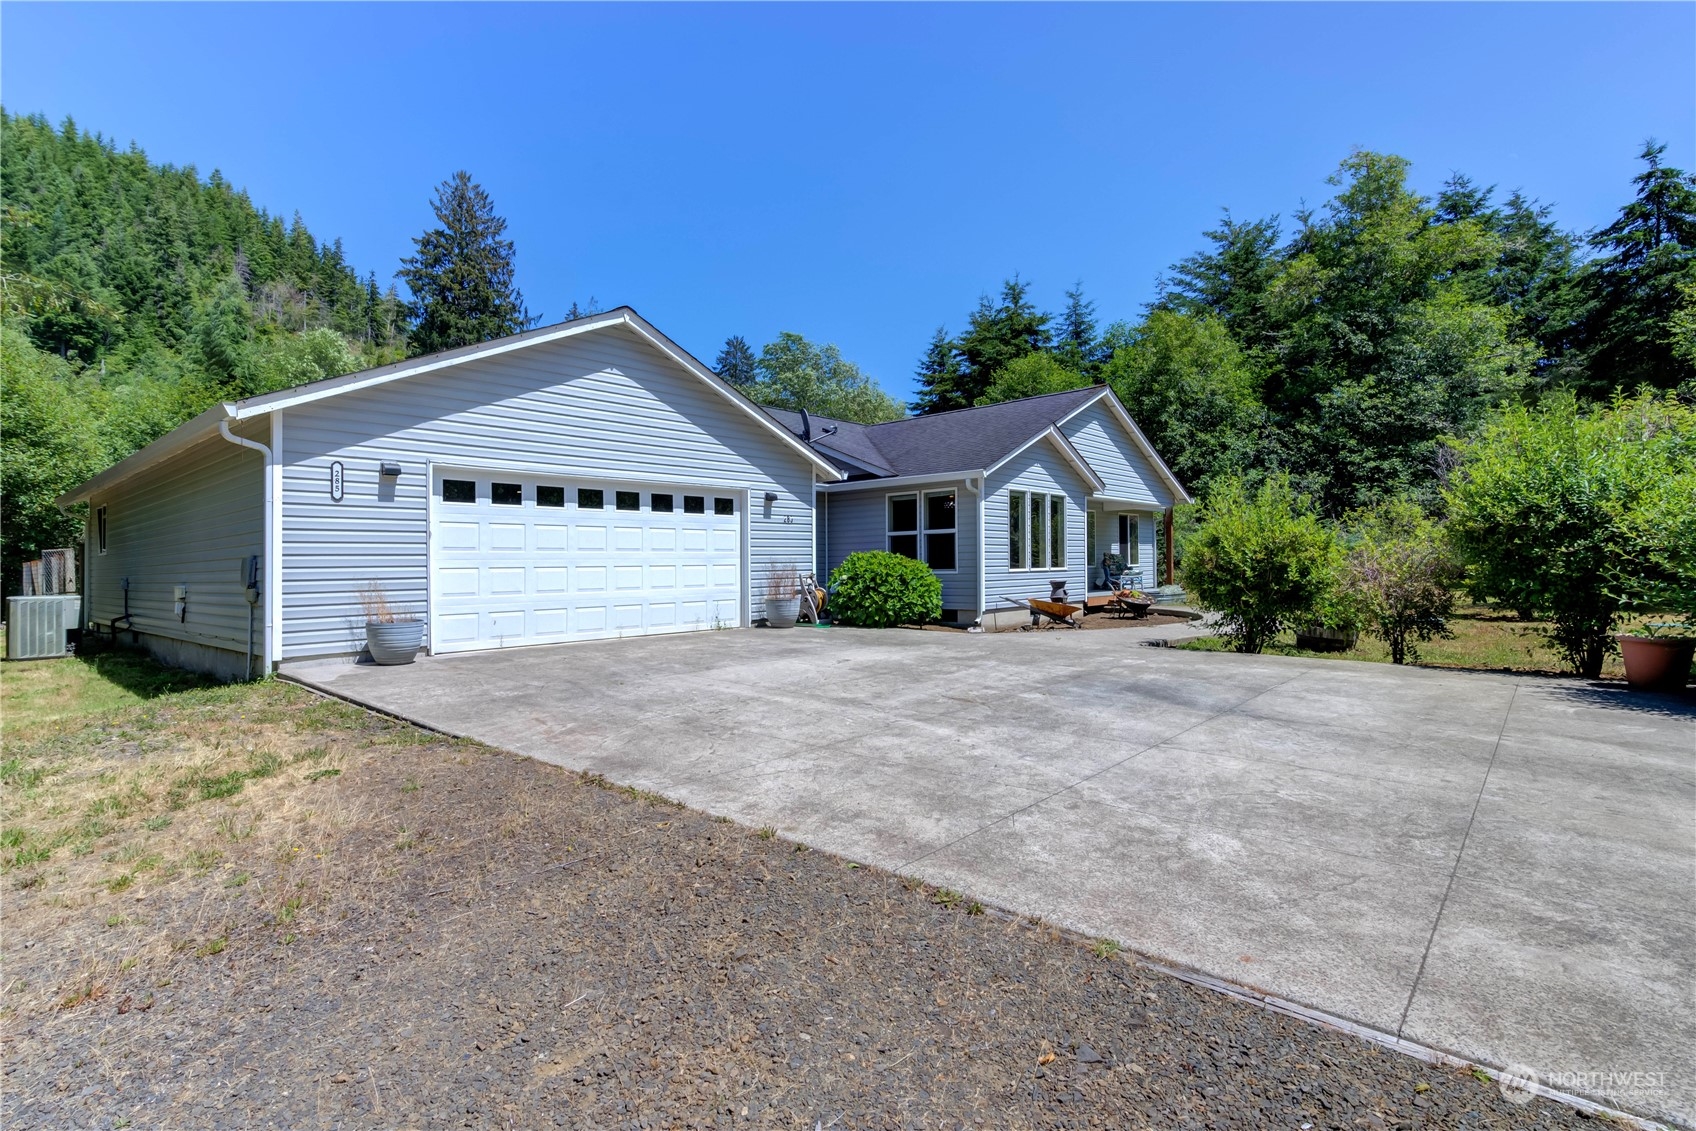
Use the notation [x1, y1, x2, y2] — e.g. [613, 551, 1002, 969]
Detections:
[768, 385, 1189, 630]
[58, 309, 1188, 678]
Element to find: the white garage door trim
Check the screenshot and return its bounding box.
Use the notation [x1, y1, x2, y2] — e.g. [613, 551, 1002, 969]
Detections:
[426, 460, 749, 654]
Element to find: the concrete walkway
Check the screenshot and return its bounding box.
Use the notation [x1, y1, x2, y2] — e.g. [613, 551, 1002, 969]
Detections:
[284, 627, 1695, 1126]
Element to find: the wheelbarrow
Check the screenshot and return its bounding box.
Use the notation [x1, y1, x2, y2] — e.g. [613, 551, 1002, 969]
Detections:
[998, 595, 1083, 630]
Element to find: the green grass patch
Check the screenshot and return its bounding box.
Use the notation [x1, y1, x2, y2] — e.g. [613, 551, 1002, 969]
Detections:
[1175, 606, 1631, 678]
[0, 653, 224, 743]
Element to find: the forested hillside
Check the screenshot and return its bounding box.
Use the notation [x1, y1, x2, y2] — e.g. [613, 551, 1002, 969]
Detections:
[911, 146, 1696, 513]
[1, 111, 410, 590]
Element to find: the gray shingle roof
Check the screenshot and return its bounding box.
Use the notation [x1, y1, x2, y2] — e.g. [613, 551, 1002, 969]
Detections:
[767, 386, 1106, 479]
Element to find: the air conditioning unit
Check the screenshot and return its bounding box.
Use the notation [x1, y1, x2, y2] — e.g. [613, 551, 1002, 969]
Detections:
[6, 595, 82, 660]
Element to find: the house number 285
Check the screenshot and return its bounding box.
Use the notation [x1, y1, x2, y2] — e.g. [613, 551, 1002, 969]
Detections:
[329, 461, 344, 502]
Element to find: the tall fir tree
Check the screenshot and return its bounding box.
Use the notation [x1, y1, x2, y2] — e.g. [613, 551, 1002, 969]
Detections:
[714, 334, 757, 387]
[911, 326, 962, 414]
[936, 277, 1051, 412]
[397, 171, 534, 356]
[1055, 282, 1104, 378]
[1576, 141, 1696, 394]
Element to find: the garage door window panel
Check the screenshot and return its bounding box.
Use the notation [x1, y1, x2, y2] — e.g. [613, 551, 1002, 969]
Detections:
[578, 488, 604, 509]
[684, 496, 705, 514]
[616, 491, 640, 511]
[652, 493, 674, 512]
[537, 486, 565, 508]
[442, 479, 476, 504]
[492, 482, 522, 506]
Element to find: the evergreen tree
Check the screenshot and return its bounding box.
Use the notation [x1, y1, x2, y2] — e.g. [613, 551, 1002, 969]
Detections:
[1576, 141, 1696, 394]
[1156, 212, 1282, 350]
[911, 326, 962, 414]
[1055, 282, 1105, 378]
[714, 334, 757, 387]
[397, 171, 534, 356]
[943, 277, 1051, 412]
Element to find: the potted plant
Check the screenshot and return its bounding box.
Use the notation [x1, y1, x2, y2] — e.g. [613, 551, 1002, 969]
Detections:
[1613, 468, 1694, 692]
[764, 564, 802, 629]
[1618, 622, 1694, 692]
[1295, 589, 1361, 653]
[360, 581, 424, 664]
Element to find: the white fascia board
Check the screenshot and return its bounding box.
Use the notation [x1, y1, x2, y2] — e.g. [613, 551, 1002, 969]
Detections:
[616, 315, 846, 481]
[984, 426, 1107, 494]
[55, 404, 233, 506]
[818, 470, 985, 493]
[1055, 388, 1193, 505]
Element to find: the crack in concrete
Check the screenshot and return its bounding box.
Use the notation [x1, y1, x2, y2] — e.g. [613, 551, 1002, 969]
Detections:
[1394, 683, 1519, 1039]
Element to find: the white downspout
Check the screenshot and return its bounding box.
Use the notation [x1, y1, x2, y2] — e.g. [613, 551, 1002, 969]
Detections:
[218, 417, 274, 674]
[965, 474, 984, 626]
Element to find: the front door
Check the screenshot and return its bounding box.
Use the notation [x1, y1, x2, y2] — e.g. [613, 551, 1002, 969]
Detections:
[1087, 507, 1143, 591]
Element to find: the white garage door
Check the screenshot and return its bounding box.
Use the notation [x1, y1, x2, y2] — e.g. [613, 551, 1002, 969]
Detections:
[429, 469, 743, 653]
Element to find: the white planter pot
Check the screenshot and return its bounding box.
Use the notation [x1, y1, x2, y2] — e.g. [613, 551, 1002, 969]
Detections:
[765, 596, 801, 628]
[366, 621, 425, 664]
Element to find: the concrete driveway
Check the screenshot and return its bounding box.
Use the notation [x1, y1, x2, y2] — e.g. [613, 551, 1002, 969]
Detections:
[285, 628, 1695, 1125]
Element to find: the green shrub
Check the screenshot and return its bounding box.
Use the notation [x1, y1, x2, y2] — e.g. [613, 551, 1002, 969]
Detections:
[1444, 392, 1696, 675]
[1344, 498, 1461, 664]
[828, 551, 942, 628]
[1178, 474, 1339, 653]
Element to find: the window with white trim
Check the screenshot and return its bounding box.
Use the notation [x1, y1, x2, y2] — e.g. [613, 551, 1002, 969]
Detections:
[888, 494, 919, 559]
[96, 506, 108, 555]
[923, 490, 956, 571]
[1008, 490, 1065, 570]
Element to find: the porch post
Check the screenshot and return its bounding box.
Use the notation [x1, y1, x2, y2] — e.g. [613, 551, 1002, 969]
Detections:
[1162, 508, 1174, 586]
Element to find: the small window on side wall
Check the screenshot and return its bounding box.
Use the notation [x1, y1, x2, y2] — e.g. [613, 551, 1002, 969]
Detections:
[683, 495, 705, 514]
[441, 479, 476, 504]
[96, 506, 109, 554]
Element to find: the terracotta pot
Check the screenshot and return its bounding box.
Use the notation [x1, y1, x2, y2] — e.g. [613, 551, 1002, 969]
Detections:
[1618, 635, 1694, 692]
[1295, 624, 1358, 653]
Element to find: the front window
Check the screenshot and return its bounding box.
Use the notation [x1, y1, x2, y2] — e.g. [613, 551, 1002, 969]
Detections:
[1009, 490, 1066, 570]
[1050, 495, 1066, 568]
[924, 490, 956, 571]
[888, 494, 919, 559]
[1029, 493, 1047, 570]
[1009, 490, 1026, 568]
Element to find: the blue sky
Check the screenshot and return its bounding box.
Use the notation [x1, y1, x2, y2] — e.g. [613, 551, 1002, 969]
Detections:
[4, 2, 1691, 402]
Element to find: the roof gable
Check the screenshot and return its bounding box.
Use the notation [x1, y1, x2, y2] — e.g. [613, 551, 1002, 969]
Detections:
[59, 308, 843, 505]
[770, 386, 1108, 480]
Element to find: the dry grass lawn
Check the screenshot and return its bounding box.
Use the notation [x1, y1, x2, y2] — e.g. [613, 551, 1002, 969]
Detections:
[1, 651, 1599, 1130]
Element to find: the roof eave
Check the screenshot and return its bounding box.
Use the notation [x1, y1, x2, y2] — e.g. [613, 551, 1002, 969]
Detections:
[55, 403, 236, 507]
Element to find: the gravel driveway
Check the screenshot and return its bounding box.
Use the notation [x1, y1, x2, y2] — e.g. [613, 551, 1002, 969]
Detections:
[287, 627, 1696, 1126]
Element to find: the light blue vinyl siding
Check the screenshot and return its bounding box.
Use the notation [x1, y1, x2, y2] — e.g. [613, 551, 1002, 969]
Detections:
[81, 421, 265, 673]
[820, 481, 979, 614]
[1060, 400, 1173, 506]
[277, 325, 818, 660]
[982, 443, 1089, 614]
